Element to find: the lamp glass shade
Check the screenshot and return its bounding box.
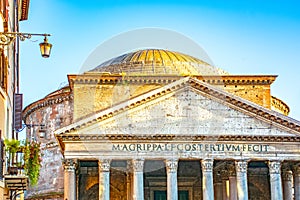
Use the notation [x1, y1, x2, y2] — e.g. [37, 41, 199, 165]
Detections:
[39, 38, 52, 58]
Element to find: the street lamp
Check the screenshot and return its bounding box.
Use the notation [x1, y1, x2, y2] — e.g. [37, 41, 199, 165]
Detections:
[0, 32, 52, 58]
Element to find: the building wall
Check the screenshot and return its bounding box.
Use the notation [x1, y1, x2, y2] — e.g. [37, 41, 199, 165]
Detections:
[24, 92, 72, 199]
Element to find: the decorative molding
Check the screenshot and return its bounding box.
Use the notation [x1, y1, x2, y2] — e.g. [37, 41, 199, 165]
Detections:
[165, 159, 178, 173]
[56, 134, 300, 143]
[268, 161, 281, 174]
[201, 159, 214, 172]
[98, 159, 111, 172]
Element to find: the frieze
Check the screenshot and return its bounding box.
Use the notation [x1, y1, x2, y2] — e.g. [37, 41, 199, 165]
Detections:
[111, 143, 269, 153]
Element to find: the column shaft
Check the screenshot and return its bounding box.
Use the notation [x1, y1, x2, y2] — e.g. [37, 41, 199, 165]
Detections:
[228, 164, 237, 200]
[63, 159, 76, 200]
[282, 167, 293, 200]
[201, 159, 214, 200]
[235, 161, 248, 200]
[132, 159, 144, 200]
[166, 159, 178, 200]
[293, 164, 300, 200]
[99, 159, 111, 200]
[269, 161, 283, 200]
[221, 170, 229, 200]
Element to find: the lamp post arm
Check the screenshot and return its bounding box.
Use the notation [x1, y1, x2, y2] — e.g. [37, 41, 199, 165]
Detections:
[0, 32, 51, 45]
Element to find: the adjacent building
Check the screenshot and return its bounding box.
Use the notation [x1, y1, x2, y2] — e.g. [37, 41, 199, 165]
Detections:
[1, 0, 30, 199]
[23, 49, 300, 200]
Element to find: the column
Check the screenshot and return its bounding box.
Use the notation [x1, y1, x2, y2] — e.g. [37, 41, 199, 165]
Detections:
[293, 164, 300, 200]
[63, 159, 77, 200]
[214, 171, 223, 200]
[268, 161, 283, 200]
[235, 160, 248, 200]
[228, 163, 237, 200]
[126, 160, 132, 200]
[132, 159, 144, 200]
[282, 165, 293, 200]
[201, 159, 214, 200]
[98, 159, 111, 200]
[166, 159, 178, 200]
[221, 170, 229, 200]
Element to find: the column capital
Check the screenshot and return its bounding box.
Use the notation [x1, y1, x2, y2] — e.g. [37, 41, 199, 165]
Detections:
[221, 169, 229, 180]
[227, 163, 236, 176]
[282, 169, 293, 181]
[268, 160, 281, 174]
[132, 159, 144, 172]
[292, 163, 300, 175]
[63, 159, 77, 171]
[165, 159, 178, 173]
[235, 160, 248, 173]
[98, 159, 111, 172]
[201, 159, 214, 172]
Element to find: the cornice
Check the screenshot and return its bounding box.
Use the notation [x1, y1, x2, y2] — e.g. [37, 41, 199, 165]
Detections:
[56, 134, 300, 143]
[22, 92, 72, 122]
[67, 74, 277, 89]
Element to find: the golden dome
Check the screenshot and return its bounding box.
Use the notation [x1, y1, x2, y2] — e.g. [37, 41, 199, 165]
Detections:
[89, 49, 227, 76]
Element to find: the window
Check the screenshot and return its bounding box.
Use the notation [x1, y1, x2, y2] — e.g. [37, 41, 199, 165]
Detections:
[0, 49, 7, 91]
[0, 130, 4, 180]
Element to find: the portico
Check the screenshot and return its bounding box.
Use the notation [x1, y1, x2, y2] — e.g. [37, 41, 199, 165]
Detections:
[51, 49, 300, 200]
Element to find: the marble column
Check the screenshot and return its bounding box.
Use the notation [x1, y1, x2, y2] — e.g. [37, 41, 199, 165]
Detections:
[166, 159, 178, 200]
[99, 159, 111, 200]
[282, 166, 293, 200]
[63, 159, 77, 200]
[221, 170, 229, 200]
[201, 159, 214, 200]
[268, 161, 283, 200]
[235, 161, 248, 200]
[132, 159, 144, 200]
[214, 171, 223, 200]
[293, 164, 300, 200]
[228, 163, 237, 200]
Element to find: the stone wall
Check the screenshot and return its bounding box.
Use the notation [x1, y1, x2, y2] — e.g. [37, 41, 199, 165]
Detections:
[24, 92, 72, 200]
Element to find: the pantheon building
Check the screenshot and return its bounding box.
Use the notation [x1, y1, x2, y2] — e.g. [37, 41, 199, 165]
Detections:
[23, 49, 300, 200]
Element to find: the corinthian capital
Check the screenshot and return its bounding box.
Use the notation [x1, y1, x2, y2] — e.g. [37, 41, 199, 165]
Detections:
[99, 159, 111, 172]
[165, 159, 178, 173]
[63, 159, 77, 171]
[132, 159, 144, 172]
[268, 161, 281, 174]
[235, 160, 248, 173]
[201, 159, 214, 172]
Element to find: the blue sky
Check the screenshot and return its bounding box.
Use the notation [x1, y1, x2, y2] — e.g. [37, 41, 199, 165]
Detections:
[20, 0, 300, 119]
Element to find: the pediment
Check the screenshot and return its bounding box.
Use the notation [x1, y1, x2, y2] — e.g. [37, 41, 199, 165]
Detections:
[57, 78, 300, 138]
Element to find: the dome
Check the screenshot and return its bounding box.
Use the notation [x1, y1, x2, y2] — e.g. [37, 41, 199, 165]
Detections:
[89, 49, 228, 76]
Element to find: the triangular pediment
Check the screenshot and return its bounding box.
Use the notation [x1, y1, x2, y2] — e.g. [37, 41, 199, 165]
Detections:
[55, 77, 300, 138]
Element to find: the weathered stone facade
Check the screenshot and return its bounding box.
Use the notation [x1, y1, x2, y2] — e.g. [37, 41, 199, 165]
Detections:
[23, 49, 299, 200]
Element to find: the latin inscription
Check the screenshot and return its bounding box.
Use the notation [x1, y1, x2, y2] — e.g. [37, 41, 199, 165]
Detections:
[112, 143, 269, 153]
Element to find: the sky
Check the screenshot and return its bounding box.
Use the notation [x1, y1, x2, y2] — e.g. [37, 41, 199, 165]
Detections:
[19, 0, 300, 120]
